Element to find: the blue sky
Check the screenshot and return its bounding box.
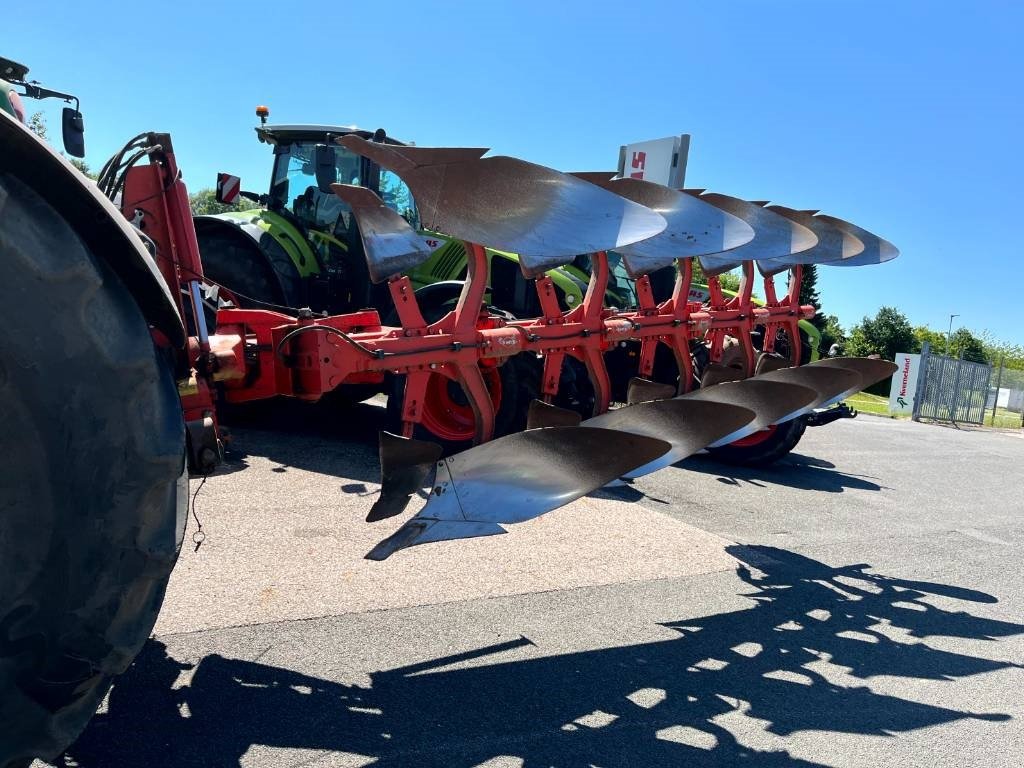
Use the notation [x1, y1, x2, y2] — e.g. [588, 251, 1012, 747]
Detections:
[10, 1, 1023, 344]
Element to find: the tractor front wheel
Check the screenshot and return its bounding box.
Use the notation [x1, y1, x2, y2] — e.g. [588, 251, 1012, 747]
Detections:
[193, 219, 303, 322]
[0, 174, 186, 767]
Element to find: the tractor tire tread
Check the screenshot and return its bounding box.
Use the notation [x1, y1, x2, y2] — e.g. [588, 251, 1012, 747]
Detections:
[0, 173, 185, 767]
[194, 223, 302, 315]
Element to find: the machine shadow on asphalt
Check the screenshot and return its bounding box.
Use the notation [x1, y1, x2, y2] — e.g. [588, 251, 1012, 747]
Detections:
[216, 404, 890, 503]
[54, 547, 1022, 768]
[216, 400, 389, 485]
[680, 454, 889, 494]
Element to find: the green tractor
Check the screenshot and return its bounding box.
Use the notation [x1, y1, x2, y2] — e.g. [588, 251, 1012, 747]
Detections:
[195, 114, 820, 442]
[195, 119, 606, 322]
[195, 118, 628, 436]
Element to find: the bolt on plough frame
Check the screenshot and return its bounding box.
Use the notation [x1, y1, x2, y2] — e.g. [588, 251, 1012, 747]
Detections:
[119, 132, 898, 558]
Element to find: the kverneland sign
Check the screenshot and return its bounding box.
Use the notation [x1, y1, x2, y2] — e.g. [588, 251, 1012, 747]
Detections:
[888, 353, 921, 414]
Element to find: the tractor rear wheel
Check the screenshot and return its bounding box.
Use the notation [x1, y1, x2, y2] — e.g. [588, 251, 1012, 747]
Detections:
[0, 174, 186, 767]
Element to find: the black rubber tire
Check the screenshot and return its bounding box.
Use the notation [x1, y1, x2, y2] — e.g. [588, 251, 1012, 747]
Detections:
[386, 352, 539, 453]
[706, 416, 808, 467]
[193, 220, 303, 318]
[496, 352, 541, 435]
[0, 174, 186, 767]
[384, 289, 539, 451]
[550, 355, 596, 417]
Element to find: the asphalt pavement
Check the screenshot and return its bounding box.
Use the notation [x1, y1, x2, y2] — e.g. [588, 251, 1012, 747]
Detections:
[41, 401, 1024, 767]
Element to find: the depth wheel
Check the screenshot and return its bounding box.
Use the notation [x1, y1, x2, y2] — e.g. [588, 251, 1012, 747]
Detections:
[386, 353, 539, 452]
[706, 416, 807, 467]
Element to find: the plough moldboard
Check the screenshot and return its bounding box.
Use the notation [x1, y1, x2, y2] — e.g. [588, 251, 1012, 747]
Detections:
[165, 134, 899, 559]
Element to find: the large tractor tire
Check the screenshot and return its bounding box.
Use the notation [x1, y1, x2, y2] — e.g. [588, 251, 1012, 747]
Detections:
[193, 218, 303, 318]
[0, 174, 187, 767]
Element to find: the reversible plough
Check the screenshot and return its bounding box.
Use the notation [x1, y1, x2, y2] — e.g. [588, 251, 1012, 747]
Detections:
[2, 63, 903, 763]
[112, 132, 898, 559]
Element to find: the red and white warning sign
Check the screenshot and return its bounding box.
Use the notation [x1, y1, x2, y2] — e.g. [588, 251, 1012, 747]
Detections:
[216, 173, 241, 205]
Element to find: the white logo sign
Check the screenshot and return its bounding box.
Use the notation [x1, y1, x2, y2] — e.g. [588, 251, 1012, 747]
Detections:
[617, 135, 689, 188]
[888, 353, 920, 415]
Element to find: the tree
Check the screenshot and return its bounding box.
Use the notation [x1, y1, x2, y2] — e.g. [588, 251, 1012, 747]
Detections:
[845, 306, 916, 394]
[949, 328, 988, 363]
[690, 260, 743, 295]
[68, 157, 97, 180]
[913, 325, 947, 355]
[798, 263, 835, 350]
[188, 188, 257, 216]
[24, 112, 97, 178]
[979, 330, 1024, 371]
[818, 313, 846, 355]
[27, 111, 48, 140]
[799, 264, 821, 315]
[845, 306, 916, 361]
[912, 325, 988, 363]
[717, 270, 741, 294]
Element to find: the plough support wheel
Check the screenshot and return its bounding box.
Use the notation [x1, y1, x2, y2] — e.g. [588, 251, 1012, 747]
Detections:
[682, 379, 818, 446]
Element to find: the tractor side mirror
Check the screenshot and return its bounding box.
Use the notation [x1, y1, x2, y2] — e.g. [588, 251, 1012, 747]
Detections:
[314, 144, 336, 192]
[61, 107, 85, 158]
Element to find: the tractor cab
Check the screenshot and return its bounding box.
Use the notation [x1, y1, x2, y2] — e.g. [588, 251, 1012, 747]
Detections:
[256, 123, 419, 235]
[197, 119, 423, 318]
[199, 114, 645, 327]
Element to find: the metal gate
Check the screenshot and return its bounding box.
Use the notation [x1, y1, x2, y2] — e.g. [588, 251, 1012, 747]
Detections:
[913, 347, 992, 424]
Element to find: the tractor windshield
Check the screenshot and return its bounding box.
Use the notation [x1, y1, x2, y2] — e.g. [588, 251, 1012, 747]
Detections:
[606, 252, 639, 308]
[379, 168, 419, 228]
[269, 142, 363, 232]
[269, 141, 419, 233]
[572, 252, 638, 309]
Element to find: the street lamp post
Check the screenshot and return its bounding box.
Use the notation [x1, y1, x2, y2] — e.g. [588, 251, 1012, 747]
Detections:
[946, 313, 959, 357]
[943, 313, 961, 421]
